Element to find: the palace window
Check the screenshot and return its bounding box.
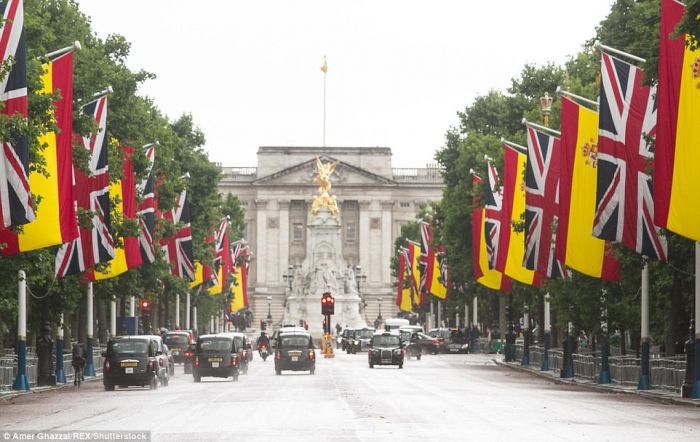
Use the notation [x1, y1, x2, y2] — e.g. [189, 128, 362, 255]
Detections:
[346, 222, 356, 241]
[293, 222, 304, 241]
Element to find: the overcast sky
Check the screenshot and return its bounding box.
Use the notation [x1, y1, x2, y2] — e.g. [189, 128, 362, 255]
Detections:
[78, 0, 614, 168]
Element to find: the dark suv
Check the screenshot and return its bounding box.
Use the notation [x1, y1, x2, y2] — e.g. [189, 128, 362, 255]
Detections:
[340, 328, 356, 352]
[346, 328, 375, 353]
[368, 332, 404, 369]
[275, 331, 315, 375]
[102, 336, 165, 391]
[193, 334, 240, 382]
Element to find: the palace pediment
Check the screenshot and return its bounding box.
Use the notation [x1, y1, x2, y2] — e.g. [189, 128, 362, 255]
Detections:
[252, 156, 397, 187]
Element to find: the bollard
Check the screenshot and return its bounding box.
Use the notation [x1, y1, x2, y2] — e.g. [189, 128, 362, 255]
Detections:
[599, 340, 611, 384]
[541, 331, 550, 371]
[13, 270, 29, 391]
[682, 321, 694, 398]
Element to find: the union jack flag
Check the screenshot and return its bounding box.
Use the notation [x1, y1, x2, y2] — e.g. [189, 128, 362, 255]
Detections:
[594, 52, 667, 260]
[160, 189, 195, 280]
[524, 127, 568, 278]
[419, 221, 433, 298]
[210, 218, 230, 288]
[55, 96, 115, 277]
[0, 0, 34, 227]
[484, 159, 503, 269]
[230, 238, 243, 267]
[137, 144, 156, 263]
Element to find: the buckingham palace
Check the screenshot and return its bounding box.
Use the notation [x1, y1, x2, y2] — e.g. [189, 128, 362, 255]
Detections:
[218, 146, 444, 327]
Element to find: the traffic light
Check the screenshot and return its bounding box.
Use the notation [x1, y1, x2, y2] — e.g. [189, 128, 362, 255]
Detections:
[141, 300, 150, 311]
[321, 292, 335, 315]
[140, 299, 152, 334]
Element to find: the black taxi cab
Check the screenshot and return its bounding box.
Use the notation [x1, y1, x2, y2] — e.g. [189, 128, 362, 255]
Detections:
[193, 334, 240, 382]
[274, 330, 315, 375]
[368, 331, 404, 369]
[102, 335, 166, 391]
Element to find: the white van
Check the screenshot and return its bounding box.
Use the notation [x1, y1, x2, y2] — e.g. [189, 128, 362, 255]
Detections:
[384, 318, 410, 331]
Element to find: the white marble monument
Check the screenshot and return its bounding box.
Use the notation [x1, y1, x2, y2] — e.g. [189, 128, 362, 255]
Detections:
[283, 159, 366, 335]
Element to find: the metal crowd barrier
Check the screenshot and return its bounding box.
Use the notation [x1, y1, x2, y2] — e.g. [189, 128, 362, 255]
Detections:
[0, 348, 105, 390]
[511, 344, 686, 392]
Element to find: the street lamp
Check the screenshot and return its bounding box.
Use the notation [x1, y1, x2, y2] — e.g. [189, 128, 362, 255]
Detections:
[282, 265, 295, 291]
[354, 265, 367, 294]
[266, 296, 272, 321]
[540, 92, 553, 127]
[377, 297, 383, 321]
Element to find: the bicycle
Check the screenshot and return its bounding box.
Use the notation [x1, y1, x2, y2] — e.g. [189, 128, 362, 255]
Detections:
[73, 361, 85, 387]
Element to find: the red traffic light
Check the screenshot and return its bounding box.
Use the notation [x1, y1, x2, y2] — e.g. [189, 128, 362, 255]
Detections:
[141, 300, 150, 310]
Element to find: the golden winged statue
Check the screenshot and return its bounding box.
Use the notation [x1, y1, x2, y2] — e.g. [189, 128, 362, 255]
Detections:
[311, 157, 340, 217]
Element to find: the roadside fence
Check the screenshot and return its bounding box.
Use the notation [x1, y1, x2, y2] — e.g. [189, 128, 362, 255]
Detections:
[513, 344, 686, 392]
[1, 348, 105, 391]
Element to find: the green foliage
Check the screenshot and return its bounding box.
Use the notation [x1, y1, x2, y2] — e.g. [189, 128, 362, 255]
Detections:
[0, 1, 245, 345]
[432, 0, 695, 351]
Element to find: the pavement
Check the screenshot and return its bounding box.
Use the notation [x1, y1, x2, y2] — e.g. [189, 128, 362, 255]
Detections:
[2, 352, 699, 441]
[0, 373, 104, 401]
[494, 357, 700, 408]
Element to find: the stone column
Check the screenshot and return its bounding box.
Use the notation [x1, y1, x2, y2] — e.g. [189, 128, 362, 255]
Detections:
[279, 200, 290, 288]
[255, 199, 268, 286]
[359, 201, 371, 283]
[380, 201, 394, 285]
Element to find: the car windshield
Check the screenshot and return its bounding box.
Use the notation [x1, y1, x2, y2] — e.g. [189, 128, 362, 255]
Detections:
[165, 335, 188, 345]
[399, 331, 411, 341]
[233, 336, 244, 348]
[280, 336, 310, 348]
[357, 330, 373, 338]
[199, 339, 232, 352]
[109, 340, 148, 356]
[373, 336, 400, 346]
[450, 330, 467, 343]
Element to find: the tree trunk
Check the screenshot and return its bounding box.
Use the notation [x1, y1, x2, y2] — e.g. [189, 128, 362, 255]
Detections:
[665, 275, 683, 356]
[620, 326, 626, 356]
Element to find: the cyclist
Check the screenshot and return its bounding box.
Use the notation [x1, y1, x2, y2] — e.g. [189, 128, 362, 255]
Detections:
[71, 343, 86, 386]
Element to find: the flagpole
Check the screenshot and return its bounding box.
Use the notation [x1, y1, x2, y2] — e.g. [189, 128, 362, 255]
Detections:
[43, 41, 81, 60]
[639, 261, 650, 390]
[522, 118, 561, 136]
[555, 86, 598, 109]
[321, 55, 328, 147]
[594, 41, 646, 64]
[500, 138, 528, 155]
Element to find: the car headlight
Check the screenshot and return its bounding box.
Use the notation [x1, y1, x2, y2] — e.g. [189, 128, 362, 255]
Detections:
[354, 340, 359, 345]
[393, 348, 401, 354]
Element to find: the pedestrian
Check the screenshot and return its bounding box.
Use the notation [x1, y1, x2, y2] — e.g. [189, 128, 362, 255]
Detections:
[335, 322, 342, 336]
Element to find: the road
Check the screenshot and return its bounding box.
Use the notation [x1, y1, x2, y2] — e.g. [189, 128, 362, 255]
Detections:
[1, 351, 698, 441]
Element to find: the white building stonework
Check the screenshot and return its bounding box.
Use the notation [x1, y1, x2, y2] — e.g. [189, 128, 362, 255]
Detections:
[218, 146, 444, 327]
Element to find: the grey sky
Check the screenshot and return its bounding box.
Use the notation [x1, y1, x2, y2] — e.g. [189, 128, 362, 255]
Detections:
[78, 0, 614, 168]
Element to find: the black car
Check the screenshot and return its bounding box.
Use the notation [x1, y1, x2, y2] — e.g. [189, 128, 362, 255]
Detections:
[368, 332, 404, 369]
[340, 328, 356, 351]
[164, 331, 194, 364]
[346, 328, 375, 353]
[445, 329, 469, 353]
[230, 332, 251, 375]
[102, 336, 165, 391]
[274, 331, 315, 375]
[193, 334, 240, 382]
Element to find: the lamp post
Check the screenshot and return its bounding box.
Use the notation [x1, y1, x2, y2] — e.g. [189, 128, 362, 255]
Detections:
[377, 297, 383, 322]
[282, 265, 295, 292]
[355, 265, 367, 293]
[266, 296, 273, 328]
[540, 92, 553, 128]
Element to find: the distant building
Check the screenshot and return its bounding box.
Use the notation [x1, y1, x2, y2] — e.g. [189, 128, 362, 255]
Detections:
[218, 146, 444, 326]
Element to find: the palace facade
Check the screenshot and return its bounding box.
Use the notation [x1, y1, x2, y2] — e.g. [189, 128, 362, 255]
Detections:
[218, 146, 444, 326]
